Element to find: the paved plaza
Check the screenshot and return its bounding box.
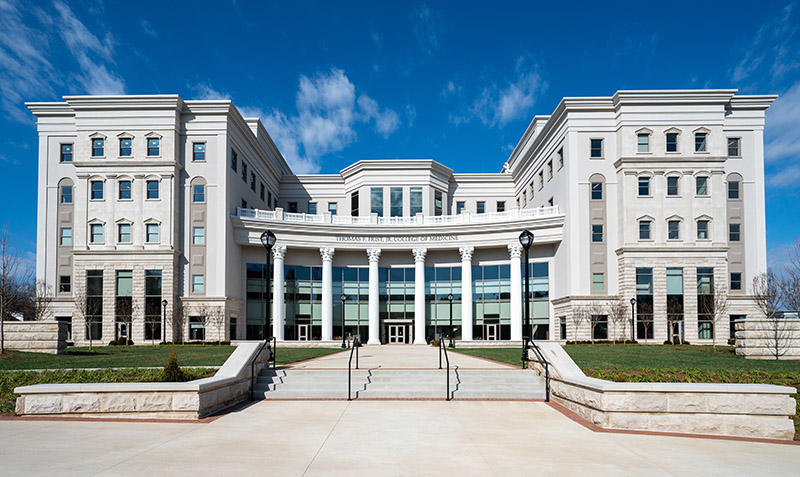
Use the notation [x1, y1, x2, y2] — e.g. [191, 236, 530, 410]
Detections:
[1, 399, 798, 476]
[287, 344, 512, 369]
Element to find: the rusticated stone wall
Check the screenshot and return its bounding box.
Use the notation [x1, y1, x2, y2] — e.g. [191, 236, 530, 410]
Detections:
[3, 321, 68, 354]
[735, 318, 800, 360]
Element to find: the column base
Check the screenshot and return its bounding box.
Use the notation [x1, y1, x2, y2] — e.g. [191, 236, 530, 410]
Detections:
[367, 339, 381, 345]
[413, 339, 427, 345]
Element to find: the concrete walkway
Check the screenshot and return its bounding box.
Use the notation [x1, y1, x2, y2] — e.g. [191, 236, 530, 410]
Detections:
[289, 344, 512, 369]
[1, 401, 797, 476]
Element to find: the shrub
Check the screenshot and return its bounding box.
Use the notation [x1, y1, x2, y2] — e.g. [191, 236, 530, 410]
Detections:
[431, 339, 440, 347]
[163, 348, 186, 382]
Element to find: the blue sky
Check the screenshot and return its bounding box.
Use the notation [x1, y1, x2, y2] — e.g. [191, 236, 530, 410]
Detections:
[1, 0, 798, 271]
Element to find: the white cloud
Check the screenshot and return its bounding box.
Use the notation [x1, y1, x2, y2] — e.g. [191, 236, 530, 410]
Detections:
[730, 3, 799, 86]
[140, 19, 157, 38]
[765, 81, 800, 162]
[53, 0, 125, 95]
[412, 3, 443, 56]
[242, 68, 401, 173]
[405, 104, 417, 127]
[452, 57, 547, 128]
[192, 83, 232, 100]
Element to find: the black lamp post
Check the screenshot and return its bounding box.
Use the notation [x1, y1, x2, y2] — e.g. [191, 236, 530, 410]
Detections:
[260, 230, 276, 341]
[629, 297, 636, 342]
[447, 293, 455, 348]
[160, 299, 167, 345]
[340, 293, 347, 349]
[519, 230, 534, 340]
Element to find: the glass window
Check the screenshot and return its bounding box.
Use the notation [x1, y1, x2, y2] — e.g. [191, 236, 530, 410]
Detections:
[118, 180, 131, 200]
[592, 273, 604, 291]
[308, 202, 317, 215]
[410, 188, 422, 216]
[496, 201, 505, 212]
[61, 185, 73, 204]
[590, 139, 603, 158]
[147, 138, 160, 156]
[231, 150, 237, 170]
[666, 268, 684, 294]
[288, 202, 297, 213]
[260, 183, 265, 201]
[60, 227, 72, 246]
[456, 201, 465, 214]
[695, 132, 707, 152]
[241, 161, 247, 181]
[729, 223, 740, 242]
[351, 191, 359, 216]
[91, 180, 103, 200]
[119, 138, 132, 156]
[390, 187, 403, 217]
[328, 202, 337, 215]
[667, 177, 679, 196]
[476, 201, 485, 214]
[547, 160, 553, 180]
[538, 171, 544, 190]
[59, 275, 71, 293]
[696, 176, 708, 196]
[146, 180, 159, 199]
[639, 220, 651, 240]
[434, 190, 442, 216]
[192, 226, 205, 245]
[146, 223, 159, 243]
[193, 184, 205, 203]
[557, 148, 564, 170]
[60, 144, 73, 162]
[697, 220, 709, 240]
[90, 224, 103, 243]
[728, 180, 740, 199]
[636, 268, 653, 295]
[92, 138, 104, 157]
[666, 132, 678, 152]
[118, 223, 131, 243]
[116, 270, 133, 296]
[637, 133, 649, 152]
[192, 274, 205, 293]
[730, 272, 742, 290]
[193, 143, 205, 161]
[591, 224, 603, 242]
[668, 220, 680, 240]
[250, 173, 256, 191]
[728, 137, 740, 157]
[638, 177, 650, 196]
[371, 187, 383, 216]
[591, 182, 603, 200]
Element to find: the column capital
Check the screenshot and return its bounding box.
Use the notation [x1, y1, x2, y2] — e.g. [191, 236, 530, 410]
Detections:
[366, 248, 381, 262]
[507, 243, 523, 259]
[320, 247, 335, 261]
[272, 245, 287, 260]
[412, 247, 427, 263]
[459, 246, 474, 261]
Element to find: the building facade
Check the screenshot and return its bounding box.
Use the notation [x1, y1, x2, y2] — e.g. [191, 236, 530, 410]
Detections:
[28, 90, 775, 345]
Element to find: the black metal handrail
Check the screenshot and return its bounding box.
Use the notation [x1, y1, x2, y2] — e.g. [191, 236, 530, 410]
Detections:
[439, 338, 451, 401]
[269, 336, 277, 369]
[347, 339, 359, 401]
[250, 339, 269, 400]
[523, 336, 550, 402]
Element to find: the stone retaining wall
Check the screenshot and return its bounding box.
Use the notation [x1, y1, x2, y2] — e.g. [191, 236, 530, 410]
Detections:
[14, 341, 271, 419]
[3, 321, 67, 354]
[529, 342, 796, 440]
[735, 318, 800, 360]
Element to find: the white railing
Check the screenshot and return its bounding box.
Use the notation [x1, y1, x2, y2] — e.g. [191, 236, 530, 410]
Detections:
[235, 205, 560, 227]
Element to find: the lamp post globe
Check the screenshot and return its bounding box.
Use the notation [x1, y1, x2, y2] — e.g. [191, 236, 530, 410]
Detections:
[519, 229, 534, 345]
[160, 299, 167, 345]
[629, 298, 636, 343]
[260, 230, 276, 342]
[447, 293, 455, 348]
[340, 294, 347, 349]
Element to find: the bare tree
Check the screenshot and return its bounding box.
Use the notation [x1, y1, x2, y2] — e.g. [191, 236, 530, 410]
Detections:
[73, 287, 102, 351]
[781, 238, 800, 318]
[569, 306, 590, 341]
[752, 271, 789, 360]
[170, 300, 186, 344]
[30, 279, 54, 322]
[587, 304, 607, 343]
[608, 298, 629, 342]
[0, 226, 31, 354]
[205, 306, 227, 343]
[637, 300, 654, 344]
[666, 295, 683, 344]
[115, 298, 140, 344]
[706, 284, 729, 349]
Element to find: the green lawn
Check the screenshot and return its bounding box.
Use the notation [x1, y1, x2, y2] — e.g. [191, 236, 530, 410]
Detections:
[0, 345, 236, 370]
[450, 347, 526, 367]
[0, 368, 217, 414]
[273, 347, 345, 366]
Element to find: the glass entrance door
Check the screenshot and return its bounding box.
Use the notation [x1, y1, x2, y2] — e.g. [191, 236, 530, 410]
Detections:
[298, 324, 310, 341]
[388, 324, 407, 344]
[486, 324, 498, 341]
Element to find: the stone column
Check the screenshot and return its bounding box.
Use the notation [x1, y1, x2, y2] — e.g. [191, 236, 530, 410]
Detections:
[272, 245, 287, 341]
[367, 248, 381, 344]
[508, 244, 523, 341]
[320, 247, 335, 341]
[459, 246, 474, 341]
[412, 248, 427, 345]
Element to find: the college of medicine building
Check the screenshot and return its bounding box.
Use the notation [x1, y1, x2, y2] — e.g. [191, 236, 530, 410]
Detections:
[28, 89, 774, 346]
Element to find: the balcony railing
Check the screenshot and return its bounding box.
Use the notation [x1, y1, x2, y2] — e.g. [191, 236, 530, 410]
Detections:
[235, 205, 560, 227]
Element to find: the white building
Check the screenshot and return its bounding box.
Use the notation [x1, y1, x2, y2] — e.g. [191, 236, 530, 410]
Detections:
[27, 89, 775, 345]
